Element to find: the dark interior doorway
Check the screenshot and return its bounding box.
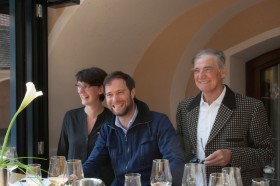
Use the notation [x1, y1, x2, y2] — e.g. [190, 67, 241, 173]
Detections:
[246, 48, 280, 185]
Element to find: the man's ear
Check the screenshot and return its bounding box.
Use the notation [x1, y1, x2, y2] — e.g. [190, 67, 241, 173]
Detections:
[221, 67, 228, 79]
[131, 88, 136, 98]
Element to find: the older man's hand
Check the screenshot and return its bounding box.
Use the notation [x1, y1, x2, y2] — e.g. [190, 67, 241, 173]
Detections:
[204, 149, 232, 166]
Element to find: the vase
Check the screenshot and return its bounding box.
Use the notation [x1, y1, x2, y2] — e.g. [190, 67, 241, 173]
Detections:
[0, 167, 7, 186]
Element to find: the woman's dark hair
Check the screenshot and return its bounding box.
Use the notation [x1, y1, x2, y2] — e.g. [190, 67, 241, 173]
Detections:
[103, 71, 135, 91]
[75, 67, 107, 101]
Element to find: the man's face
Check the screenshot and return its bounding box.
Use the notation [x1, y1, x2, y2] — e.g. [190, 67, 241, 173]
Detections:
[105, 78, 135, 117]
[193, 54, 226, 95]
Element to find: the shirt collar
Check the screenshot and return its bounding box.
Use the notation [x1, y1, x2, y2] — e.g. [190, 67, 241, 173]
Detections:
[200, 86, 226, 106]
[115, 106, 138, 134]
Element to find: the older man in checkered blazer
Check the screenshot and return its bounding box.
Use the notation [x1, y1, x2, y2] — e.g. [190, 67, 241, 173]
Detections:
[176, 49, 273, 185]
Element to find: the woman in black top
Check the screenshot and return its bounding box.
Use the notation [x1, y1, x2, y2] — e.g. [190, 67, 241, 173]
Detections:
[57, 67, 114, 185]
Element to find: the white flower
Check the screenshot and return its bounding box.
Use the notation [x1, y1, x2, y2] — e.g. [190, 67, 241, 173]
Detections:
[0, 82, 43, 164]
[18, 82, 43, 112]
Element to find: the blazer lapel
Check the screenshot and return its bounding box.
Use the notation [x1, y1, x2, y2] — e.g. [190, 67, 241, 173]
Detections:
[207, 85, 237, 144]
[207, 105, 232, 143]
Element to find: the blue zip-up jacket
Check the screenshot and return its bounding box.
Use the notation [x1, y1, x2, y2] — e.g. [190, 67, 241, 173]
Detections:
[83, 99, 186, 186]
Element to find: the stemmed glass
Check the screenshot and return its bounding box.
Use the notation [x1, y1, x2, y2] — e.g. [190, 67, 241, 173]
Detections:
[208, 173, 230, 186]
[150, 159, 172, 186]
[2, 146, 18, 186]
[222, 167, 243, 186]
[48, 156, 68, 186]
[124, 173, 142, 186]
[66, 159, 84, 183]
[26, 164, 42, 186]
[181, 163, 206, 186]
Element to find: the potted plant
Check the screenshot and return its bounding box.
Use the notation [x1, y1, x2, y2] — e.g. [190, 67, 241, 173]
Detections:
[0, 82, 43, 185]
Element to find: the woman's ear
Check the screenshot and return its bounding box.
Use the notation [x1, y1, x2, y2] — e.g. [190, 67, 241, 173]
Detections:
[99, 85, 105, 94]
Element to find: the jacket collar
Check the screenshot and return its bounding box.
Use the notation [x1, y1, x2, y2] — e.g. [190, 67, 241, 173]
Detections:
[108, 98, 152, 129]
[188, 85, 236, 111]
[133, 98, 153, 124]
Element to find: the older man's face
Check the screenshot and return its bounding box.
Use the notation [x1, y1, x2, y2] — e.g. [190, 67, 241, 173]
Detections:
[193, 54, 226, 96]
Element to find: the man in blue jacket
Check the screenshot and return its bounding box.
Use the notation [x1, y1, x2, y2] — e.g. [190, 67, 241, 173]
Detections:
[83, 71, 186, 186]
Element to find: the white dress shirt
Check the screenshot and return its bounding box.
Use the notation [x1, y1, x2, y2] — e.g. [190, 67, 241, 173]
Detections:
[197, 87, 226, 162]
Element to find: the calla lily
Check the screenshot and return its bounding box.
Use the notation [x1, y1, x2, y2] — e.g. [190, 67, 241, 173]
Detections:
[18, 82, 43, 112]
[0, 82, 43, 164]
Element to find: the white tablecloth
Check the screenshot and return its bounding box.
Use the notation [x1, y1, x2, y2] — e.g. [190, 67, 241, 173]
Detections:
[12, 178, 51, 186]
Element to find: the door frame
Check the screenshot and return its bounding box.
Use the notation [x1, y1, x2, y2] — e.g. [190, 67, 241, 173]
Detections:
[246, 48, 280, 99]
[246, 48, 280, 184]
[9, 0, 49, 173]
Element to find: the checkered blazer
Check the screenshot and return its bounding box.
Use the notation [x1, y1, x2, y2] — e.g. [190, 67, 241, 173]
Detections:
[176, 85, 273, 185]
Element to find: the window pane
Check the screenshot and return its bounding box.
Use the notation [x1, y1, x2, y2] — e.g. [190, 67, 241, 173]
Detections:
[0, 13, 10, 146]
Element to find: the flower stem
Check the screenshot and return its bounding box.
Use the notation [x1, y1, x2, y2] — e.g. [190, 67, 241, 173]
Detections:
[0, 110, 20, 164]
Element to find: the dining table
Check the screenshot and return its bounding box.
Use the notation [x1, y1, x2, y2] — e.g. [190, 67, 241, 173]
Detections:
[7, 172, 51, 186]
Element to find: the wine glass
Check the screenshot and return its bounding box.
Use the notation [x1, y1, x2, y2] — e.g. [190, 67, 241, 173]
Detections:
[0, 146, 18, 158]
[3, 146, 18, 185]
[48, 156, 68, 186]
[26, 164, 42, 186]
[66, 159, 84, 183]
[222, 167, 243, 186]
[150, 159, 172, 186]
[251, 178, 270, 186]
[208, 173, 230, 186]
[124, 173, 141, 186]
[2, 146, 18, 166]
[181, 163, 206, 186]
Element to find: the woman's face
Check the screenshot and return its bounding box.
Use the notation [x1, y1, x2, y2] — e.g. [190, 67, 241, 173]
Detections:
[76, 81, 104, 106]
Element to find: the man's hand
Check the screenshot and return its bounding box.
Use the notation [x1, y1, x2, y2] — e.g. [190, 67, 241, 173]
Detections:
[204, 149, 232, 166]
